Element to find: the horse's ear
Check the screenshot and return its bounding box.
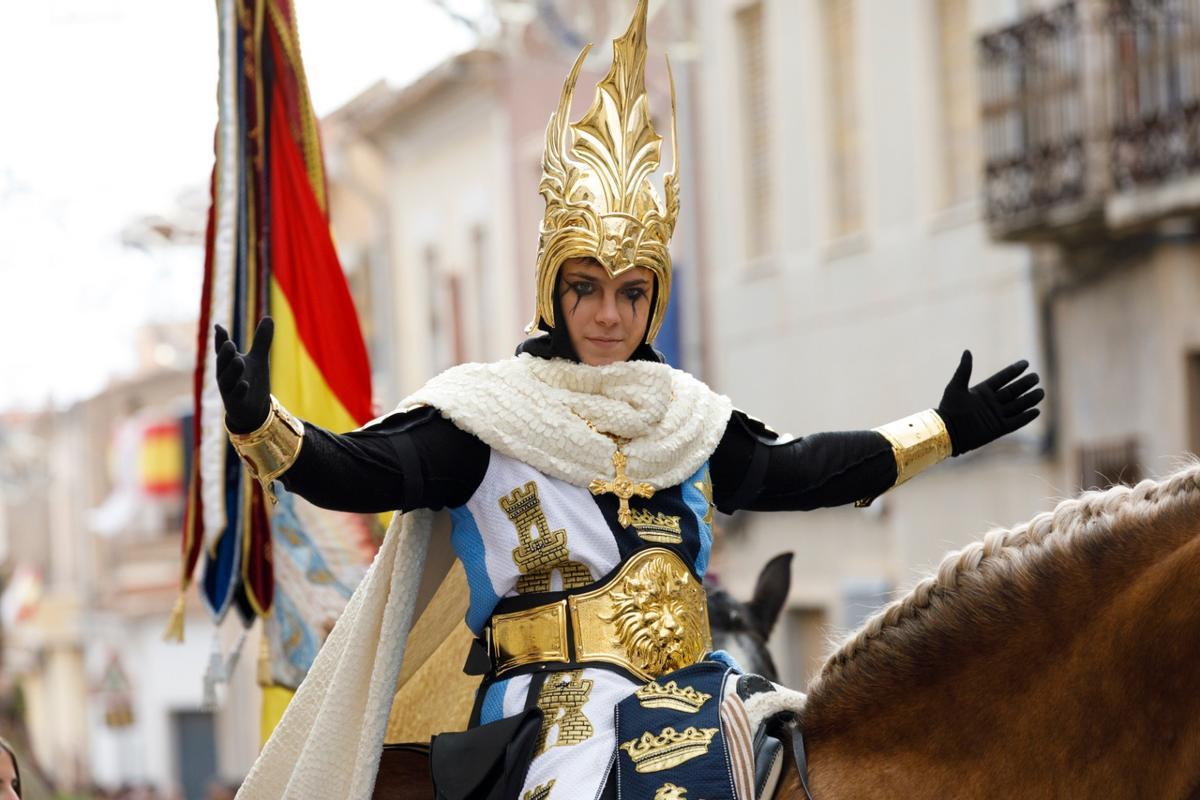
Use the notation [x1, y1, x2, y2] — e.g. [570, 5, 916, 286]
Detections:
[748, 552, 793, 639]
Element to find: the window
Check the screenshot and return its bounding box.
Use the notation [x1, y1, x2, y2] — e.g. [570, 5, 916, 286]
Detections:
[736, 1, 772, 259]
[1078, 437, 1142, 490]
[822, 0, 863, 237]
[1108, 0, 1200, 187]
[447, 272, 466, 366]
[935, 0, 982, 207]
[1188, 351, 1200, 455]
[424, 246, 450, 372]
[978, 4, 1084, 220]
[471, 225, 491, 360]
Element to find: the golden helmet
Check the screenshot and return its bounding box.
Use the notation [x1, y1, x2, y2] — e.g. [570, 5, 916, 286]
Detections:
[528, 0, 679, 345]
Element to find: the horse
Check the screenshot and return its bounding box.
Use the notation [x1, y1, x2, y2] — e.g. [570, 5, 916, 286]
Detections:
[380, 462, 1200, 797]
[796, 461, 1200, 798]
[705, 551, 792, 682]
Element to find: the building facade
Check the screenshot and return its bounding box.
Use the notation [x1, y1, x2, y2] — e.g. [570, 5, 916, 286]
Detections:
[691, 0, 1062, 688]
[320, 0, 1200, 698]
[0, 333, 259, 792]
[979, 0, 1200, 491]
[322, 3, 697, 403]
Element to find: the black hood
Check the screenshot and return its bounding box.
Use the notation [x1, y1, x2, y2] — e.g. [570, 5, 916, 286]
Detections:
[514, 332, 665, 364]
[514, 281, 665, 363]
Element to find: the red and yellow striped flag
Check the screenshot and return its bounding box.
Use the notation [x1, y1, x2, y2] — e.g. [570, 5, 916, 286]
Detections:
[172, 0, 376, 745]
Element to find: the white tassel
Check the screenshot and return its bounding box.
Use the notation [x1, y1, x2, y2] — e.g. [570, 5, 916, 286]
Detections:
[224, 624, 250, 677]
[202, 630, 224, 711]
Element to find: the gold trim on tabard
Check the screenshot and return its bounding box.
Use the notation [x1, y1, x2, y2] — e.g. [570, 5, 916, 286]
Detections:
[693, 467, 714, 527]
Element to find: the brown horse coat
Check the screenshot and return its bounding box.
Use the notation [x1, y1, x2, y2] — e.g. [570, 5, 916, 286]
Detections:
[800, 462, 1200, 798]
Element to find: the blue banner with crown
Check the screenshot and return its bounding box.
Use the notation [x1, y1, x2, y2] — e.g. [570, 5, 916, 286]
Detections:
[615, 661, 736, 800]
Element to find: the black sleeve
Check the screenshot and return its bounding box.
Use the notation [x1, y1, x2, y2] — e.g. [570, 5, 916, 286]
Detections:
[278, 406, 490, 513]
[710, 411, 897, 513]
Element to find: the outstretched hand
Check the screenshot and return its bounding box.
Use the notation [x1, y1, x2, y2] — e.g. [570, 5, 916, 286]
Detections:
[936, 350, 1044, 456]
[214, 317, 274, 434]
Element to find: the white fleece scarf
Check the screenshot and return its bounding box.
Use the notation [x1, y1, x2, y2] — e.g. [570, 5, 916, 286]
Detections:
[400, 354, 733, 489]
[236, 356, 732, 799]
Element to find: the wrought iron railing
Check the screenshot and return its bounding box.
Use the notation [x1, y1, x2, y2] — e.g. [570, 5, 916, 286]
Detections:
[979, 0, 1200, 234]
[980, 3, 1087, 226]
[1107, 0, 1200, 189]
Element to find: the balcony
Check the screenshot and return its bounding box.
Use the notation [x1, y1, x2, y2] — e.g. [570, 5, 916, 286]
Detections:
[980, 0, 1200, 241]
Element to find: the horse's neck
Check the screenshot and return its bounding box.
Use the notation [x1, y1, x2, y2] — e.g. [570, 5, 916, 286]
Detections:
[804, 508, 1200, 799]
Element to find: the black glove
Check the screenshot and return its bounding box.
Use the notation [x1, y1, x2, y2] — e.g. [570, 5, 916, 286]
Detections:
[214, 317, 274, 434]
[936, 350, 1044, 456]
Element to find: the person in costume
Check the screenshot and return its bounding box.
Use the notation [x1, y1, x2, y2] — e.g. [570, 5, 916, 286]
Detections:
[220, 2, 1043, 797]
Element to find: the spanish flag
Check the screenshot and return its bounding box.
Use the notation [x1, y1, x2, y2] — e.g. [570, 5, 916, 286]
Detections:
[170, 0, 375, 745]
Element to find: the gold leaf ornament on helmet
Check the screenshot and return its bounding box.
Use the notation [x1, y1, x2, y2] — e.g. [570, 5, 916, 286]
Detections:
[528, 0, 680, 344]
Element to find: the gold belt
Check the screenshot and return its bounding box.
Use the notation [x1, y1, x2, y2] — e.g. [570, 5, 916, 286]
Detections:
[486, 548, 712, 682]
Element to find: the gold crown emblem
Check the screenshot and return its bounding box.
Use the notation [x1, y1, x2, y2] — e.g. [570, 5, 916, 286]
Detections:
[523, 780, 555, 800]
[619, 726, 718, 773]
[630, 508, 683, 543]
[634, 680, 711, 713]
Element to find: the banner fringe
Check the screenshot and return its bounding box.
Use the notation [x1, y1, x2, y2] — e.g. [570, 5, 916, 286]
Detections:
[162, 591, 187, 643]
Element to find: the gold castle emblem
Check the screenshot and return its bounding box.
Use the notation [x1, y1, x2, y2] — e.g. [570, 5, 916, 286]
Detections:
[620, 726, 719, 773]
[501, 481, 592, 593]
[535, 670, 593, 754]
[634, 680, 711, 713]
[629, 508, 682, 544]
[523, 780, 555, 800]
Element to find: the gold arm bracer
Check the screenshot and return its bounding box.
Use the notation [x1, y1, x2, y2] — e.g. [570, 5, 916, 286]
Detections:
[855, 409, 953, 507]
[226, 395, 305, 504]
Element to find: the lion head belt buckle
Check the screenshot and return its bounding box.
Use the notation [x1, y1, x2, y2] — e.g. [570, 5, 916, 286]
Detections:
[489, 549, 712, 681]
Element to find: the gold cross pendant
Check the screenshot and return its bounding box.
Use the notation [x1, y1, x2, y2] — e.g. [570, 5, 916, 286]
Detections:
[589, 446, 656, 528]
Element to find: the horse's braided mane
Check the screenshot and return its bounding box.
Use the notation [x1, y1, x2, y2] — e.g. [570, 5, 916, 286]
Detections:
[805, 459, 1200, 708]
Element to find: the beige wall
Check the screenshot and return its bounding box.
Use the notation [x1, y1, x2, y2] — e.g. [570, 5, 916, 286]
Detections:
[16, 598, 89, 788]
[1054, 240, 1200, 485]
[330, 62, 523, 401]
[386, 87, 520, 390]
[694, 0, 1061, 689]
